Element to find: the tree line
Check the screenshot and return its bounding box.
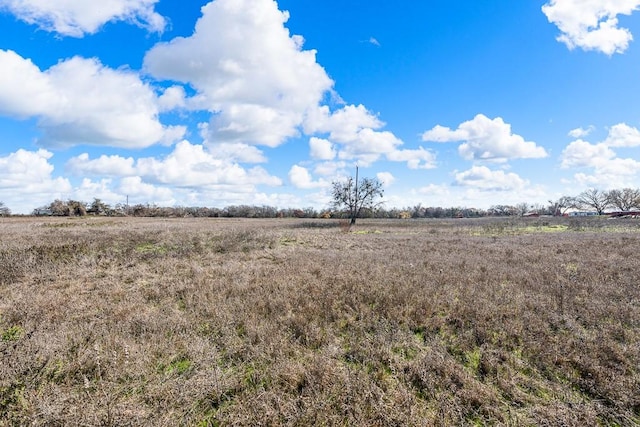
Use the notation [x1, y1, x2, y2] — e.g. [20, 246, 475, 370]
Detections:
[0, 187, 638, 220]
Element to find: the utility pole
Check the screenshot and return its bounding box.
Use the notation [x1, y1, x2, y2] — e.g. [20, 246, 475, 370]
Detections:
[351, 165, 359, 225]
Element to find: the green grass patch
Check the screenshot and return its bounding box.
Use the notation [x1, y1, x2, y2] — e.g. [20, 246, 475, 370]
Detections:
[521, 224, 568, 233]
[159, 356, 193, 376]
[352, 229, 382, 234]
[464, 347, 482, 375]
[2, 326, 24, 342]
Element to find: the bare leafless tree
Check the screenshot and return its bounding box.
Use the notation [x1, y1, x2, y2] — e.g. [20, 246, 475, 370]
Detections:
[548, 196, 576, 216]
[331, 167, 384, 226]
[574, 188, 610, 215]
[0, 201, 10, 216]
[607, 188, 640, 211]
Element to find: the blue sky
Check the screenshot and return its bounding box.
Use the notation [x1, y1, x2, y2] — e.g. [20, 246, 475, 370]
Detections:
[1, 0, 640, 214]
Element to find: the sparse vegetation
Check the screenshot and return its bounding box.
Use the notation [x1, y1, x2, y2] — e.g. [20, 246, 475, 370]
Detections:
[1, 216, 639, 425]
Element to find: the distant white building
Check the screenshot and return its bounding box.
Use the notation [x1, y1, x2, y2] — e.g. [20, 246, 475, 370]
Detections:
[566, 210, 598, 217]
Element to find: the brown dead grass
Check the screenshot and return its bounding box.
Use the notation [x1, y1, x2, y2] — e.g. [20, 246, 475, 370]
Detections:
[1, 216, 639, 426]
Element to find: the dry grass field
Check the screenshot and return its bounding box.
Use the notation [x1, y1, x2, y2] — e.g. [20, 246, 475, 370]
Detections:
[1, 216, 639, 426]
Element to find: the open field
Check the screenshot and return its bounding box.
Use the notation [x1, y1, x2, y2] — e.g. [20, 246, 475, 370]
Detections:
[1, 216, 639, 426]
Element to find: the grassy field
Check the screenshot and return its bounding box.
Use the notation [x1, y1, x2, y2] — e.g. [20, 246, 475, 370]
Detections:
[1, 216, 639, 426]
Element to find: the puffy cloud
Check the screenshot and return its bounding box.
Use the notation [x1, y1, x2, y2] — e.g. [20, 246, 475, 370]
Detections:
[250, 191, 305, 208]
[118, 176, 174, 205]
[158, 86, 188, 112]
[560, 139, 615, 168]
[73, 178, 123, 205]
[414, 183, 451, 196]
[386, 147, 436, 169]
[198, 121, 267, 163]
[0, 50, 185, 148]
[593, 157, 640, 176]
[0, 50, 57, 118]
[568, 125, 594, 138]
[422, 114, 548, 162]
[0, 0, 166, 37]
[420, 124, 467, 143]
[376, 172, 395, 187]
[210, 104, 300, 147]
[454, 166, 528, 191]
[0, 148, 72, 213]
[64, 141, 282, 206]
[313, 161, 346, 177]
[288, 165, 328, 189]
[144, 0, 333, 147]
[206, 142, 267, 163]
[573, 155, 640, 186]
[304, 104, 383, 142]
[337, 128, 403, 165]
[560, 129, 640, 185]
[309, 137, 336, 160]
[66, 153, 136, 176]
[542, 0, 640, 55]
[561, 124, 640, 170]
[305, 104, 403, 165]
[603, 123, 640, 147]
[0, 148, 56, 186]
[135, 140, 281, 187]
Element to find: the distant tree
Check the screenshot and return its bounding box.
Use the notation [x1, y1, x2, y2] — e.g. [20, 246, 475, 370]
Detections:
[331, 167, 384, 226]
[49, 199, 71, 216]
[548, 196, 576, 216]
[429, 206, 446, 218]
[574, 188, 610, 215]
[88, 198, 110, 215]
[302, 207, 319, 218]
[607, 188, 640, 211]
[411, 204, 425, 218]
[67, 200, 87, 216]
[515, 202, 530, 217]
[462, 207, 485, 218]
[488, 205, 517, 216]
[0, 201, 10, 216]
[132, 204, 150, 217]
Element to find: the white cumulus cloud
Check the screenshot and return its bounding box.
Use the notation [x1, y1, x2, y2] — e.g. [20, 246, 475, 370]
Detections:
[376, 172, 395, 187]
[309, 137, 336, 160]
[386, 147, 436, 169]
[542, 0, 640, 55]
[0, 148, 72, 213]
[560, 126, 640, 185]
[0, 0, 166, 37]
[422, 114, 547, 162]
[64, 141, 283, 206]
[288, 165, 328, 189]
[136, 140, 281, 188]
[560, 139, 615, 168]
[603, 123, 640, 147]
[118, 176, 174, 205]
[66, 153, 136, 176]
[0, 50, 185, 149]
[305, 104, 403, 165]
[73, 178, 123, 206]
[206, 142, 267, 163]
[144, 0, 333, 147]
[454, 166, 528, 191]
